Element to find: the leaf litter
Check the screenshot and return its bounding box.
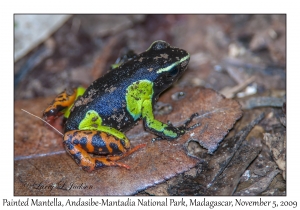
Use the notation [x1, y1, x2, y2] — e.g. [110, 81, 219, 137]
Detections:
[14, 86, 242, 195]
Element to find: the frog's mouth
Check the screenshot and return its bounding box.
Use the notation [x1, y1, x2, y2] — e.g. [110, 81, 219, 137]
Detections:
[43, 105, 65, 121]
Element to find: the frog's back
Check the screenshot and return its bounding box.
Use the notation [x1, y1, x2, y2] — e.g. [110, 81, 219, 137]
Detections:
[64, 40, 190, 133]
[64, 68, 138, 132]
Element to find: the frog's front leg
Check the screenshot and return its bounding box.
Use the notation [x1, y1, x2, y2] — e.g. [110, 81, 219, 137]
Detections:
[63, 130, 145, 172]
[141, 99, 200, 141]
[126, 80, 199, 141]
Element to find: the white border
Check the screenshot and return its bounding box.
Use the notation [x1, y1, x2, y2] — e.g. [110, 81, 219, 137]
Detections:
[3, 0, 298, 209]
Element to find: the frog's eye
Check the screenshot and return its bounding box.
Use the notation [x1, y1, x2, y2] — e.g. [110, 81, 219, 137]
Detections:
[43, 105, 64, 119]
[166, 66, 179, 78]
[43, 108, 57, 117]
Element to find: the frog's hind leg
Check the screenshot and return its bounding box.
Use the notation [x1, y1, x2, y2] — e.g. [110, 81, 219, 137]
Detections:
[64, 144, 130, 172]
[63, 130, 145, 172]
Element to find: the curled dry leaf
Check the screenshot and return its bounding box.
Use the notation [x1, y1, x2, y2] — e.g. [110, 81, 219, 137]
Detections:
[14, 87, 242, 195]
[240, 96, 286, 110]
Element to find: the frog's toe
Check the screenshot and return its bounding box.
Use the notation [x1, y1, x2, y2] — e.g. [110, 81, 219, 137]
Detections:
[186, 122, 201, 131]
[93, 158, 131, 170]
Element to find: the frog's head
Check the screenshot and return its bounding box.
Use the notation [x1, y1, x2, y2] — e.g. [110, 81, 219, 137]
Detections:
[143, 40, 190, 95]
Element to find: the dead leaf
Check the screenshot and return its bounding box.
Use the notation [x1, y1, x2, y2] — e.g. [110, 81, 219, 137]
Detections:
[234, 170, 280, 196]
[241, 96, 285, 110]
[264, 132, 286, 179]
[15, 97, 64, 158]
[231, 111, 286, 196]
[14, 87, 242, 195]
[170, 113, 265, 195]
[205, 135, 262, 195]
[159, 87, 243, 154]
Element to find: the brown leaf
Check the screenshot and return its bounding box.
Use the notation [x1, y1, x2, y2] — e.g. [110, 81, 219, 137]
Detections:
[160, 87, 243, 153]
[15, 97, 64, 158]
[14, 87, 242, 195]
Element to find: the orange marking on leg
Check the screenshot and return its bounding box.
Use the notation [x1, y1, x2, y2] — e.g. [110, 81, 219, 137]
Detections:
[99, 132, 127, 154]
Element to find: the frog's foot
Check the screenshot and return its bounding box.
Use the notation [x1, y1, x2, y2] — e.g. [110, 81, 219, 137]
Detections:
[180, 112, 201, 131]
[152, 112, 200, 142]
[88, 155, 133, 171]
[95, 143, 146, 171]
[107, 143, 146, 162]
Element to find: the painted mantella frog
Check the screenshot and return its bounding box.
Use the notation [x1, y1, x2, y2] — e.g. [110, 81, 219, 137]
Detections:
[43, 40, 198, 172]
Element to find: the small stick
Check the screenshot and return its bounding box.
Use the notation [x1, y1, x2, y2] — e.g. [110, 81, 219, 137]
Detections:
[21, 109, 64, 137]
